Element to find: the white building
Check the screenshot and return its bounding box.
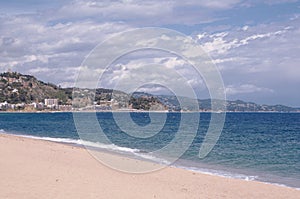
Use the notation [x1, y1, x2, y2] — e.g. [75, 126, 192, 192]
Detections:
[44, 99, 58, 108]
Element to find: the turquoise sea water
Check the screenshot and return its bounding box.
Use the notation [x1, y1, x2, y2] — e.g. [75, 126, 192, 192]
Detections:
[0, 112, 299, 189]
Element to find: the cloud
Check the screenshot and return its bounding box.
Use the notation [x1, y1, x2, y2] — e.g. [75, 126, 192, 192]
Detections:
[79, 44, 209, 97]
[0, 13, 130, 85]
[135, 85, 173, 95]
[0, 0, 299, 105]
[198, 26, 289, 55]
[173, 0, 242, 9]
[241, 25, 249, 31]
[195, 20, 300, 78]
[28, 67, 52, 74]
[250, 0, 299, 5]
[193, 16, 300, 105]
[225, 84, 274, 95]
[50, 0, 244, 25]
[200, 33, 238, 54]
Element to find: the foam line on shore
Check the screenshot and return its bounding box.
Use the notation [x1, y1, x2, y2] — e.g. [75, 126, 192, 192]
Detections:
[1, 130, 299, 190]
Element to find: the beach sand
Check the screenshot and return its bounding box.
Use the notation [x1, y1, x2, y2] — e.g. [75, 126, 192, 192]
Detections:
[0, 134, 299, 199]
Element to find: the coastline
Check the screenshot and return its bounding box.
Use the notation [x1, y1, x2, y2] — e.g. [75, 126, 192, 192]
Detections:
[1, 110, 300, 113]
[0, 133, 299, 199]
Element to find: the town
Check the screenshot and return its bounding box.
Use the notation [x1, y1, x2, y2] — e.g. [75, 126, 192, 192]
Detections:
[0, 98, 72, 112]
[0, 72, 299, 113]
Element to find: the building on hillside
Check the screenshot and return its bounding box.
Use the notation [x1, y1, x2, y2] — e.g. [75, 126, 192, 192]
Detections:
[32, 102, 44, 110]
[44, 99, 58, 109]
[0, 101, 9, 110]
[58, 105, 72, 111]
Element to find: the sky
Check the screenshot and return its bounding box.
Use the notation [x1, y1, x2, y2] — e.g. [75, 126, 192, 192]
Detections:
[0, 0, 299, 106]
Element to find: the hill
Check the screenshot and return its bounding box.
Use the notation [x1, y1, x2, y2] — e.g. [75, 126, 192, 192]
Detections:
[0, 72, 298, 112]
[0, 72, 164, 111]
[0, 72, 72, 104]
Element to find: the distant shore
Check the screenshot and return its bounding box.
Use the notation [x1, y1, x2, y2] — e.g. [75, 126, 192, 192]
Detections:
[0, 110, 299, 113]
[0, 133, 299, 199]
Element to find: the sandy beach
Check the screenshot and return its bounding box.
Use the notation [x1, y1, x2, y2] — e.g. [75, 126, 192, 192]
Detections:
[0, 133, 299, 199]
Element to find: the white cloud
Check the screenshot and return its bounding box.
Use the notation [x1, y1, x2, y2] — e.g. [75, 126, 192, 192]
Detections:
[242, 25, 249, 31]
[50, 0, 244, 25]
[197, 33, 207, 40]
[193, 18, 300, 105]
[225, 84, 274, 95]
[135, 85, 172, 95]
[28, 67, 52, 74]
[254, 0, 298, 5]
[201, 35, 238, 54]
[198, 26, 289, 55]
[162, 57, 186, 69]
[212, 57, 242, 64]
[58, 81, 75, 88]
[0, 0, 299, 105]
[0, 12, 130, 85]
[174, 0, 242, 9]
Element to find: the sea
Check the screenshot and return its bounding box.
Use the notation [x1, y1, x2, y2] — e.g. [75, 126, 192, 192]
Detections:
[0, 112, 299, 189]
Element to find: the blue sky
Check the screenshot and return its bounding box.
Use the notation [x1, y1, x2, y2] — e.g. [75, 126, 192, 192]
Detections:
[0, 0, 299, 106]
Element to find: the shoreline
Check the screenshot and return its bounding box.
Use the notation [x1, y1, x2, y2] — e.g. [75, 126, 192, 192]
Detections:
[1, 110, 300, 113]
[3, 132, 300, 190]
[0, 133, 299, 198]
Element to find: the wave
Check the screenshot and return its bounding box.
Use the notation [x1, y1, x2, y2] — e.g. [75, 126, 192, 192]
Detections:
[18, 134, 141, 154]
[133, 152, 171, 165]
[174, 165, 258, 181]
[20, 134, 171, 165]
[173, 165, 300, 190]
[0, 130, 170, 165]
[0, 130, 299, 190]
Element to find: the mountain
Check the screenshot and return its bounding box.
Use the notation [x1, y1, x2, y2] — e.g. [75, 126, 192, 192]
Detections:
[0, 72, 299, 112]
[156, 95, 299, 112]
[0, 72, 164, 110]
[0, 72, 72, 104]
[0, 72, 130, 106]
